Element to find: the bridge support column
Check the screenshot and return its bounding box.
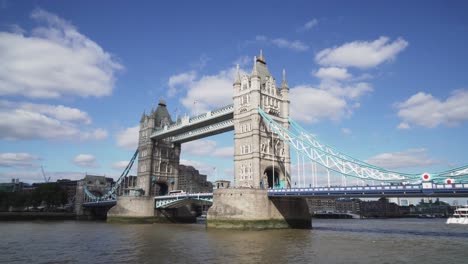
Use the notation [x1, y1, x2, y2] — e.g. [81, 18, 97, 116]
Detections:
[107, 196, 161, 223]
[207, 189, 311, 229]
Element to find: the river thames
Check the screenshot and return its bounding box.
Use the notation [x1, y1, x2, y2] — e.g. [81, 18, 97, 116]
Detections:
[1, 218, 467, 263]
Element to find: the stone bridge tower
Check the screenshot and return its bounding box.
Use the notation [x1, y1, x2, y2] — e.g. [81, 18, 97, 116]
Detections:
[137, 99, 180, 196]
[233, 51, 291, 189]
[208, 52, 310, 229]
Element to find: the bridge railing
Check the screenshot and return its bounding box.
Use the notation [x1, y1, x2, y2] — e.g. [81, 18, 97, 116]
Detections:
[268, 182, 468, 197]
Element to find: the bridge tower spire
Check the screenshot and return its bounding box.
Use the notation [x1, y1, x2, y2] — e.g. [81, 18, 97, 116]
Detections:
[136, 99, 181, 196]
[232, 51, 291, 189]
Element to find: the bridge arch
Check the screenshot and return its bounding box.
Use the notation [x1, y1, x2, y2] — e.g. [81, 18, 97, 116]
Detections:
[153, 182, 169, 196]
[263, 166, 281, 189]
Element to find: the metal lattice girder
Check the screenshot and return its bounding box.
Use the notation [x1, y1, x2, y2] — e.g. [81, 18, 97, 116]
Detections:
[259, 107, 416, 182]
[154, 193, 213, 208]
[259, 107, 468, 183]
[288, 116, 468, 182]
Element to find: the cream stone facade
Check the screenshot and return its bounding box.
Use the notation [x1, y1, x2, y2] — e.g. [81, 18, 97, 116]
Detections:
[233, 51, 291, 189]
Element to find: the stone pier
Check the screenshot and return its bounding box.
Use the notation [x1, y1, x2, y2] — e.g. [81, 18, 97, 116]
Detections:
[107, 196, 197, 223]
[207, 188, 311, 229]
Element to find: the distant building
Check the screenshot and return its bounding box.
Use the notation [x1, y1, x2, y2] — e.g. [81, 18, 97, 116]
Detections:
[56, 179, 78, 206]
[115, 175, 138, 196]
[0, 179, 26, 192]
[308, 198, 336, 213]
[360, 197, 401, 217]
[177, 165, 213, 193]
[336, 198, 361, 214]
[214, 180, 231, 189]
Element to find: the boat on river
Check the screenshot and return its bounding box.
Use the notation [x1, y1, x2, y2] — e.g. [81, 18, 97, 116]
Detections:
[447, 205, 468, 224]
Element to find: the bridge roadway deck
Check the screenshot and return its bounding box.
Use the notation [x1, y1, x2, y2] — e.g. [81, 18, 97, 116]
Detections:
[151, 104, 233, 142]
[268, 182, 468, 198]
[82, 183, 468, 208]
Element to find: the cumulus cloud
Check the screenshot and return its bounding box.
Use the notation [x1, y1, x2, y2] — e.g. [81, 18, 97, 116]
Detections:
[0, 8, 122, 99]
[298, 19, 318, 32]
[116, 125, 139, 150]
[395, 90, 468, 129]
[183, 139, 233, 158]
[315, 67, 352, 80]
[213, 147, 234, 158]
[0, 100, 107, 141]
[73, 154, 98, 168]
[290, 81, 372, 124]
[315, 36, 408, 69]
[0, 152, 41, 169]
[111, 161, 130, 170]
[167, 71, 196, 97]
[290, 86, 347, 123]
[255, 35, 309, 52]
[180, 159, 215, 177]
[366, 149, 440, 170]
[178, 67, 237, 115]
[341, 128, 352, 135]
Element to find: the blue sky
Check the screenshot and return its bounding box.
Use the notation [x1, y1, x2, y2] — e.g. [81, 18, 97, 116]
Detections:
[1, 0, 467, 185]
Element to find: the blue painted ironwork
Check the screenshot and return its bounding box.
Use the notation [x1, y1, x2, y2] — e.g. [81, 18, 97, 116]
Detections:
[82, 149, 139, 205]
[259, 107, 468, 184]
[268, 182, 468, 198]
[154, 193, 213, 208]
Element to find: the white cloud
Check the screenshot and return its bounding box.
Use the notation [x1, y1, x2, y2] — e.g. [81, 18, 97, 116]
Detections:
[290, 81, 372, 124]
[320, 80, 373, 100]
[0, 152, 41, 169]
[315, 67, 352, 80]
[315, 36, 408, 69]
[179, 68, 236, 115]
[183, 140, 217, 156]
[233, 56, 251, 67]
[396, 90, 468, 128]
[0, 8, 122, 99]
[180, 159, 215, 176]
[271, 38, 309, 52]
[73, 154, 98, 168]
[167, 71, 196, 97]
[0, 100, 107, 141]
[183, 140, 233, 158]
[116, 125, 139, 150]
[366, 149, 439, 170]
[290, 86, 347, 123]
[213, 147, 234, 158]
[397, 122, 410, 130]
[298, 19, 318, 32]
[111, 161, 129, 170]
[254, 35, 309, 52]
[341, 128, 352, 135]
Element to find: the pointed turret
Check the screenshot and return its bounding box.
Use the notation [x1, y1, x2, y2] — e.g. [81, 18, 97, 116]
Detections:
[281, 69, 289, 89]
[257, 49, 265, 63]
[251, 56, 259, 77]
[234, 64, 241, 85]
[153, 98, 172, 128]
[140, 110, 146, 123]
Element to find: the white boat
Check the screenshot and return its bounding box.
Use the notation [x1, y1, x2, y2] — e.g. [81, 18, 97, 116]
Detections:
[447, 206, 468, 224]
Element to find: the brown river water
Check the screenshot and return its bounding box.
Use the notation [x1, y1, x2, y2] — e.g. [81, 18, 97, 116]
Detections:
[1, 218, 467, 264]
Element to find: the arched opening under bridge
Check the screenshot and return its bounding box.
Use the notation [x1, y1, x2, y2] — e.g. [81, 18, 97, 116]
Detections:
[264, 166, 281, 189]
[154, 182, 169, 196]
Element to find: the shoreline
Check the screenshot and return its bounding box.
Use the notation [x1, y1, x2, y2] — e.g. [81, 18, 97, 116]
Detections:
[0, 212, 77, 221]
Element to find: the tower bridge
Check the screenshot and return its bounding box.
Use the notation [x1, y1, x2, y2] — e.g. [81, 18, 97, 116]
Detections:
[80, 51, 468, 228]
